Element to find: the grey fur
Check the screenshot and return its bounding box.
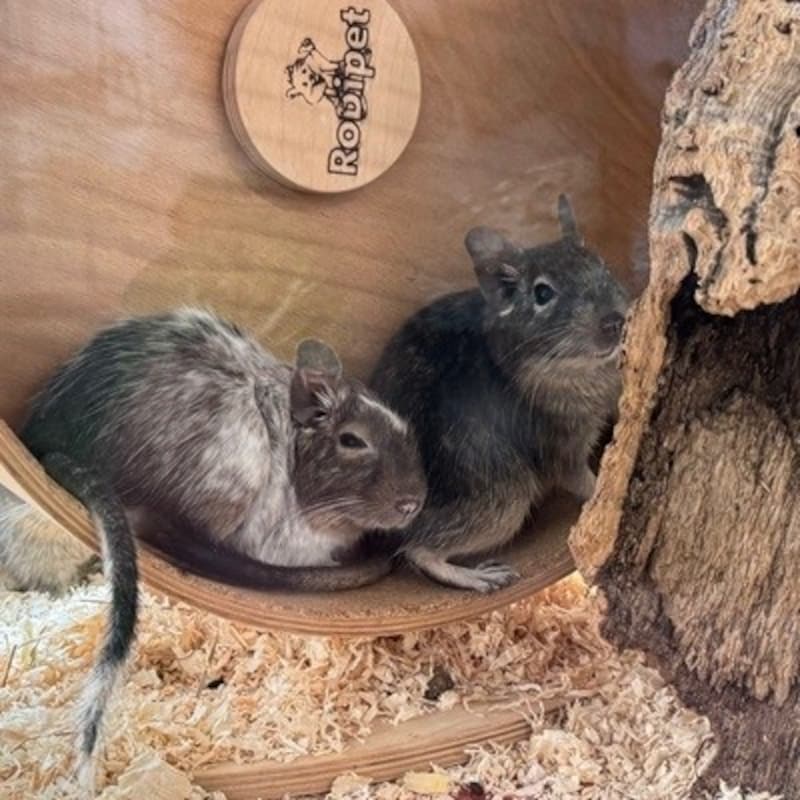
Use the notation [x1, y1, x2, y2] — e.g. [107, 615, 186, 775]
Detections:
[20, 308, 425, 566]
[370, 195, 629, 592]
[2, 307, 425, 785]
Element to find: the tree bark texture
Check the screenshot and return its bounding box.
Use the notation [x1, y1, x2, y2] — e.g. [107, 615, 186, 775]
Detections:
[569, 0, 800, 794]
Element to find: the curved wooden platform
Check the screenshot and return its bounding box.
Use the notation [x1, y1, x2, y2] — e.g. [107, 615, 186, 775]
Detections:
[195, 699, 563, 800]
[0, 420, 576, 636]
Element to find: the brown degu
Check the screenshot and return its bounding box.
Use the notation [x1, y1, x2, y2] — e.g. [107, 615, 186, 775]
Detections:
[370, 195, 629, 593]
[0, 308, 425, 786]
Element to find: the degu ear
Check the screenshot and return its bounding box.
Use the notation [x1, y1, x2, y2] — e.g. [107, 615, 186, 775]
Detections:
[465, 226, 523, 309]
[557, 193, 583, 245]
[290, 339, 344, 427]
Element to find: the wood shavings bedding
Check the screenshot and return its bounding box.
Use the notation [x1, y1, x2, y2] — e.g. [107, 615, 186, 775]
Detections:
[0, 571, 782, 800]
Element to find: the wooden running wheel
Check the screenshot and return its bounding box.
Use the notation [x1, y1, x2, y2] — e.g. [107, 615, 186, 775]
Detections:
[0, 0, 703, 795]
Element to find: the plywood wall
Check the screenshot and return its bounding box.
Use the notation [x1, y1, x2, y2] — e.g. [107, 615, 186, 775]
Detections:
[0, 0, 701, 425]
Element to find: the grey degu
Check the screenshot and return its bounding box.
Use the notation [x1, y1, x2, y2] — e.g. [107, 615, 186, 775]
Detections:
[370, 195, 629, 593]
[0, 308, 425, 786]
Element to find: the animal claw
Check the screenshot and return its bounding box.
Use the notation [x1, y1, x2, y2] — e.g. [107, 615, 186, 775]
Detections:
[471, 561, 520, 593]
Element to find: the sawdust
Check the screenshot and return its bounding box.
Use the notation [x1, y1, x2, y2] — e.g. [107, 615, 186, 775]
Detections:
[0, 571, 783, 800]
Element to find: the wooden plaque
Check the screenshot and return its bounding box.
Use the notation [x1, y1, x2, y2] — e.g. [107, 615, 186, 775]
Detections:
[223, 0, 422, 192]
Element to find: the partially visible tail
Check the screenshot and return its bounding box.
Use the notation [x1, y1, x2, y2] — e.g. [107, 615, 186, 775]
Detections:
[40, 453, 138, 790]
[143, 522, 394, 592]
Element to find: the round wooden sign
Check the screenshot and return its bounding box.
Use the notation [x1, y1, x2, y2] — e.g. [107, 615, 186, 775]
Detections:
[223, 0, 421, 193]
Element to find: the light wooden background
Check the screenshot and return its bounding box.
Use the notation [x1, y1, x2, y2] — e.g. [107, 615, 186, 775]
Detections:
[0, 0, 701, 425]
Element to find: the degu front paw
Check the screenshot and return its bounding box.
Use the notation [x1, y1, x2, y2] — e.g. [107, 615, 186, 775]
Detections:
[470, 560, 520, 593]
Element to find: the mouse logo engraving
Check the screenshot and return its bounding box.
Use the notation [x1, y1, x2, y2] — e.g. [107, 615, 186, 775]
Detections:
[284, 6, 375, 177]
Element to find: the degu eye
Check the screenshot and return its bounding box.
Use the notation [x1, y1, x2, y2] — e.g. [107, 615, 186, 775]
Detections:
[339, 432, 368, 449]
[533, 281, 556, 306]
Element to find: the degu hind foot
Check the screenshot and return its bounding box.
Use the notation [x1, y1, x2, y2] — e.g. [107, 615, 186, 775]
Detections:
[74, 554, 103, 585]
[408, 547, 519, 593]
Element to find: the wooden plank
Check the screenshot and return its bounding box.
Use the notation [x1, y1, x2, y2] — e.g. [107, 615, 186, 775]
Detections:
[195, 700, 559, 799]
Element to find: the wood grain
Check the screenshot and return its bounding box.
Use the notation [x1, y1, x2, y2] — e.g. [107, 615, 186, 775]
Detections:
[0, 0, 701, 427]
[0, 420, 575, 635]
[195, 700, 559, 799]
[0, 8, 704, 793]
[568, 0, 800, 793]
[223, 0, 421, 192]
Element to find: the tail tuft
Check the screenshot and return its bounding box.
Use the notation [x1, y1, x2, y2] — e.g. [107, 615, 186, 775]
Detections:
[77, 661, 121, 762]
[41, 453, 138, 788]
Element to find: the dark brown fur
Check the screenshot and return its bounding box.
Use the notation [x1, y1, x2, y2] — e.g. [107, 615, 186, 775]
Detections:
[370, 196, 629, 592]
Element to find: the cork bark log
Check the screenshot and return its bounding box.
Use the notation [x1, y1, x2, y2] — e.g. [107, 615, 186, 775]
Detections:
[569, 0, 800, 794]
